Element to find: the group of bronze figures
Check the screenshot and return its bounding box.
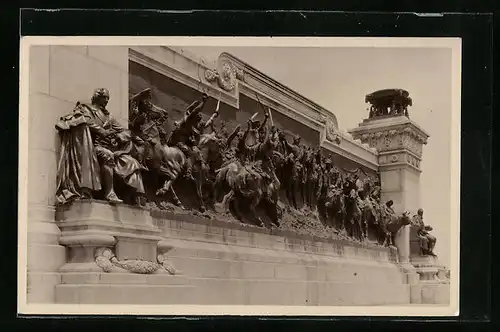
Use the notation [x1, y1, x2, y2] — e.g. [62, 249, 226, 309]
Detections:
[55, 87, 436, 254]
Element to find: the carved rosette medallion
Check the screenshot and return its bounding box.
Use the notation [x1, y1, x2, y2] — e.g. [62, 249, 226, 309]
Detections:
[318, 113, 341, 144]
[94, 247, 178, 275]
[205, 59, 245, 92]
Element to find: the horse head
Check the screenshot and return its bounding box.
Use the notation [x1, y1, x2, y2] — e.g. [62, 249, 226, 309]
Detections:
[400, 211, 412, 226]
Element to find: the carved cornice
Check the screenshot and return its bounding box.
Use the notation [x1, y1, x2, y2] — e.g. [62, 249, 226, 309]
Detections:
[348, 117, 430, 159]
[378, 150, 422, 172]
[321, 136, 379, 171]
[129, 47, 239, 109]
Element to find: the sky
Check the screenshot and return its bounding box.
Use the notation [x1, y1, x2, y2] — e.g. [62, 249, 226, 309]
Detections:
[181, 45, 454, 266]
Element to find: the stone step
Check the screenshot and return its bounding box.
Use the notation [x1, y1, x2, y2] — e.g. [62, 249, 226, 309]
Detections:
[185, 278, 410, 306]
[60, 272, 190, 286]
[55, 284, 195, 304]
[166, 255, 407, 284]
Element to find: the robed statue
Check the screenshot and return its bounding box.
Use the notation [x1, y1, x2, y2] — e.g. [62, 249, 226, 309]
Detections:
[55, 88, 146, 206]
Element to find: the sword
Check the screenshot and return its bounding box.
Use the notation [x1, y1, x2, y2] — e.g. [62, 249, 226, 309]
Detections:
[250, 112, 259, 121]
[267, 107, 274, 127]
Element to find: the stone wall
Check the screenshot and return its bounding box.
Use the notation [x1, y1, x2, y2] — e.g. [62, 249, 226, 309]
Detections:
[27, 45, 129, 303]
[149, 211, 410, 305]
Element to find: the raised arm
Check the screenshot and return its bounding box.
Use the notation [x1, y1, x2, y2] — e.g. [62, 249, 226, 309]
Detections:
[258, 113, 269, 133]
[203, 110, 219, 129]
[184, 93, 209, 121]
[226, 125, 241, 147]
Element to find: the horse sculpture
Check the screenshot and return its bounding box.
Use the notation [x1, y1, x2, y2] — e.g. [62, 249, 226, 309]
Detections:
[379, 211, 413, 247]
[342, 177, 366, 241]
[324, 184, 346, 231]
[214, 125, 280, 227]
[197, 131, 227, 210]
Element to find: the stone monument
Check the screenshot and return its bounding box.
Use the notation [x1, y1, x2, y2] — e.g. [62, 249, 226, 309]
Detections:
[26, 46, 450, 306]
[349, 88, 449, 304]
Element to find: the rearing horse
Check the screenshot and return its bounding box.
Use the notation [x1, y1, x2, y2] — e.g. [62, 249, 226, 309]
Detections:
[342, 178, 365, 241]
[215, 126, 280, 227]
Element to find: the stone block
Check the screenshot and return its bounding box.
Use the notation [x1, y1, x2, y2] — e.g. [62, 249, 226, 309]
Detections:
[87, 46, 129, 73]
[410, 284, 422, 304]
[27, 207, 60, 245]
[420, 283, 450, 305]
[29, 93, 74, 152]
[274, 264, 307, 281]
[27, 149, 58, 206]
[49, 46, 124, 119]
[240, 261, 276, 279]
[55, 284, 194, 304]
[27, 272, 62, 303]
[189, 278, 246, 305]
[61, 272, 145, 285]
[57, 200, 154, 227]
[60, 272, 188, 287]
[29, 45, 50, 94]
[115, 237, 157, 261]
[380, 169, 402, 192]
[27, 243, 66, 273]
[61, 46, 88, 55]
[245, 280, 309, 305]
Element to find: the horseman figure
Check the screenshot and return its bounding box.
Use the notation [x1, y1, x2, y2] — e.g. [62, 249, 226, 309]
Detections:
[128, 88, 187, 209]
[166, 93, 209, 182]
[279, 133, 304, 210]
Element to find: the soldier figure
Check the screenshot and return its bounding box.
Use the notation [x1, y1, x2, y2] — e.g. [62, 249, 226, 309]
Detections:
[166, 93, 209, 181]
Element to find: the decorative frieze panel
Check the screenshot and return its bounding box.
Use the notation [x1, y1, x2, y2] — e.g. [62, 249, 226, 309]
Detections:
[378, 151, 421, 170]
[357, 125, 428, 157]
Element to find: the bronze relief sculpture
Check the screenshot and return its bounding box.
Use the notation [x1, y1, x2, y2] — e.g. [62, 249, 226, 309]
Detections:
[54, 87, 436, 254]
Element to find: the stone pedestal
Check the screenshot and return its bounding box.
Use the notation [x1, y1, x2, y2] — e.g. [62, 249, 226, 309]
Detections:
[410, 255, 450, 304]
[54, 200, 191, 304]
[349, 115, 430, 303]
[26, 45, 131, 303]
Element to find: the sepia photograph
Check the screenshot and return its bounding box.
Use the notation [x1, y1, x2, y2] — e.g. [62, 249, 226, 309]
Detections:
[18, 36, 460, 316]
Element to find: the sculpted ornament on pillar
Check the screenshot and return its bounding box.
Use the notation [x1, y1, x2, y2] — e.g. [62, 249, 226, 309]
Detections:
[94, 247, 178, 275]
[365, 88, 413, 119]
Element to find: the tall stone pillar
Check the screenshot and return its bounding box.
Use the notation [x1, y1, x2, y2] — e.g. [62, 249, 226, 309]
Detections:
[349, 115, 429, 269]
[26, 45, 129, 303]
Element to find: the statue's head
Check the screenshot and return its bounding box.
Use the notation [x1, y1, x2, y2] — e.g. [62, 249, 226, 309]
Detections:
[417, 208, 424, 216]
[130, 88, 153, 111]
[293, 135, 301, 145]
[386, 200, 394, 208]
[91, 88, 110, 107]
[324, 158, 332, 169]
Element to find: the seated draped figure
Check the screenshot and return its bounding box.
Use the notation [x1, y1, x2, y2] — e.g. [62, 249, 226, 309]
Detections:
[55, 88, 146, 206]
